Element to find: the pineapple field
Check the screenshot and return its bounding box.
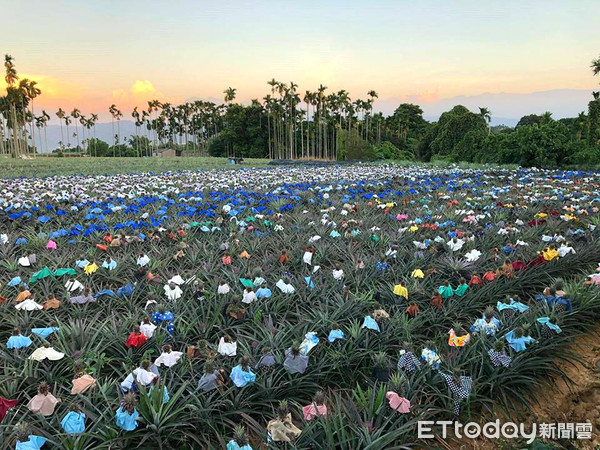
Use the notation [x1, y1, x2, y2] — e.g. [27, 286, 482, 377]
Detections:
[1, 163, 600, 449]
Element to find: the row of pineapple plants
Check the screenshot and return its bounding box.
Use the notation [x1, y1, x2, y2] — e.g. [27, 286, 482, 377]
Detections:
[0, 177, 599, 447]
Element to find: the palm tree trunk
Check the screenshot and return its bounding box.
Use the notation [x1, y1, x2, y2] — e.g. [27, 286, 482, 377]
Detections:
[75, 122, 80, 150]
[0, 115, 7, 154]
[11, 105, 19, 157]
[59, 120, 64, 150]
[30, 100, 36, 154]
[0, 118, 6, 155]
[111, 117, 115, 156]
[300, 118, 304, 159]
[305, 102, 310, 159]
[324, 118, 328, 160]
[267, 113, 271, 159]
[81, 125, 85, 154]
[316, 105, 320, 159]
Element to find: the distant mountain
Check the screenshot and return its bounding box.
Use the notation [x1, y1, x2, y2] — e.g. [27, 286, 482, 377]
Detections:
[376, 89, 595, 126]
[33, 120, 139, 153]
[183, 96, 224, 105]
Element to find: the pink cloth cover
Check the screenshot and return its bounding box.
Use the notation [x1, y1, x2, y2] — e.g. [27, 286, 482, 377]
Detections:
[302, 403, 328, 421]
[386, 391, 410, 413]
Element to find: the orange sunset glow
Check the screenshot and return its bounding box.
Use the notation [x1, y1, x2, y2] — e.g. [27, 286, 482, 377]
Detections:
[3, 1, 598, 122]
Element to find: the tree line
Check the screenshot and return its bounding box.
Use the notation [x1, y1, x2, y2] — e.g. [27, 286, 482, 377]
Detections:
[2, 54, 600, 167]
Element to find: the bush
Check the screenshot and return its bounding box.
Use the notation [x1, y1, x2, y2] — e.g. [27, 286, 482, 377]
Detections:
[208, 134, 228, 157]
[87, 138, 110, 157]
[337, 130, 375, 161]
[373, 141, 414, 160]
[567, 144, 600, 166]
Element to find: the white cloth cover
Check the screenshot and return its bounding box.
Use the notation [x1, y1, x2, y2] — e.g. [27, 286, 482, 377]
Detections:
[29, 347, 65, 361]
[218, 338, 237, 356]
[154, 351, 183, 367]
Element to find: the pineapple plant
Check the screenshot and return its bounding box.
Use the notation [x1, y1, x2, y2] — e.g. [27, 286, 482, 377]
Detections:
[540, 314, 560, 339]
[372, 352, 392, 382]
[231, 424, 250, 448]
[0, 164, 599, 448]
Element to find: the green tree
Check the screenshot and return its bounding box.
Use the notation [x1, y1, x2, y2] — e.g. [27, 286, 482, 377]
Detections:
[418, 105, 486, 161]
[373, 140, 413, 160]
[516, 114, 542, 128]
[588, 56, 600, 147]
[588, 92, 600, 147]
[55, 108, 66, 149]
[71, 108, 81, 149]
[497, 121, 570, 167]
[386, 103, 429, 152]
[1, 55, 42, 156]
[128, 135, 152, 156]
[541, 111, 553, 124]
[591, 55, 600, 77]
[337, 129, 374, 160]
[478, 107, 491, 134]
[453, 129, 488, 162]
[208, 103, 268, 158]
[82, 138, 110, 156]
[223, 87, 236, 104]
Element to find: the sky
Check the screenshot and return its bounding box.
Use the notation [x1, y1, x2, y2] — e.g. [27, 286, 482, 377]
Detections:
[2, 0, 599, 122]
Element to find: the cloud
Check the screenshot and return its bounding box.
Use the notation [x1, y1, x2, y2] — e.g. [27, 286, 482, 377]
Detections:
[131, 80, 156, 95]
[0, 72, 100, 121]
[111, 88, 130, 104]
[408, 90, 440, 104]
[2, 75, 177, 122]
[111, 80, 178, 110]
[0, 73, 85, 101]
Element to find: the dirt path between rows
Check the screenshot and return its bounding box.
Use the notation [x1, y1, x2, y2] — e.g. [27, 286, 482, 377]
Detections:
[439, 326, 600, 450]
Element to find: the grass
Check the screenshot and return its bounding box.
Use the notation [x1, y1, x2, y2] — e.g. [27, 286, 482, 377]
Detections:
[382, 159, 521, 170]
[0, 156, 271, 178]
[0, 155, 525, 179]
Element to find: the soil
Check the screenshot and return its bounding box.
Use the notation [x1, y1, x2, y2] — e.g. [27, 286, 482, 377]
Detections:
[439, 327, 600, 450]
